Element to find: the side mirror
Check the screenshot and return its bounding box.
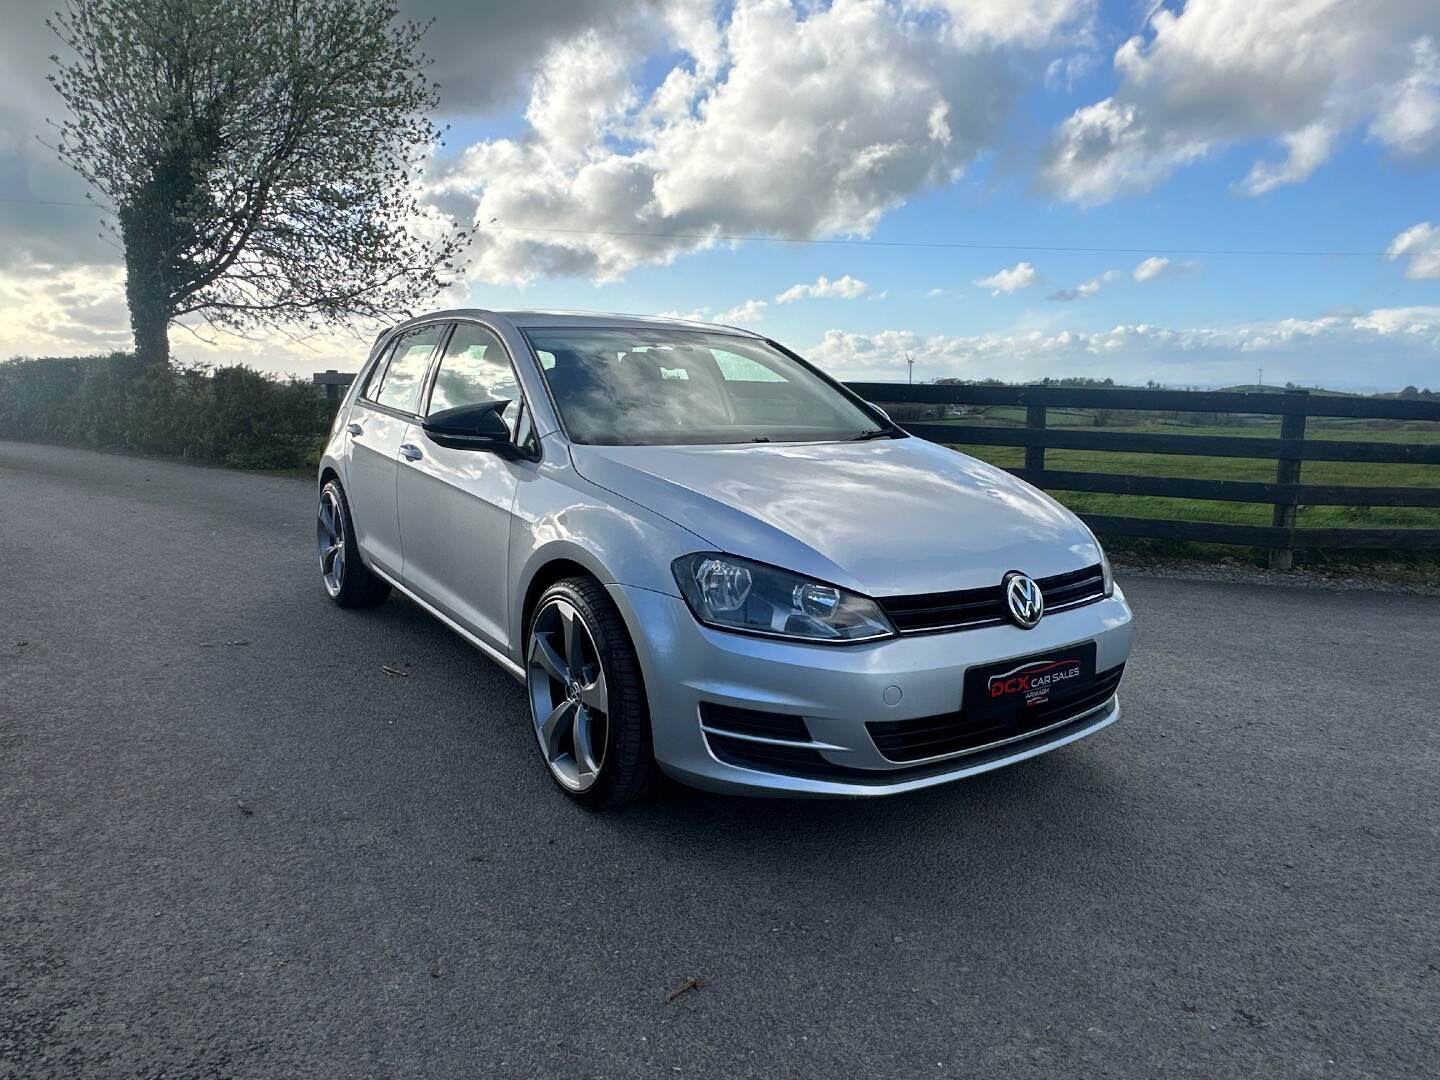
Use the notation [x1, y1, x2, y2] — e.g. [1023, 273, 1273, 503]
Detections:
[422, 401, 518, 456]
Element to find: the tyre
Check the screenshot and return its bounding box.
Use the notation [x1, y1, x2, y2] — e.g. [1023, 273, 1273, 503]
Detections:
[525, 577, 659, 807]
[317, 479, 391, 608]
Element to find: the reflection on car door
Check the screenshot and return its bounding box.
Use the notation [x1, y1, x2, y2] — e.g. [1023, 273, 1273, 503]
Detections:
[397, 321, 530, 652]
[344, 323, 444, 578]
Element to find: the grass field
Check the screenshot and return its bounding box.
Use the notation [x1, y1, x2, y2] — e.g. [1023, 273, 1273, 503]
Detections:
[926, 412, 1440, 533]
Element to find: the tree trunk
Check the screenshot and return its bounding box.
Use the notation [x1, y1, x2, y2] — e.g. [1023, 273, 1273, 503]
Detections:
[121, 205, 173, 371]
[128, 291, 170, 370]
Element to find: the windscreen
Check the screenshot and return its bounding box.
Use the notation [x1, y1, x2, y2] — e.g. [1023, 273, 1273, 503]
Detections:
[523, 328, 883, 445]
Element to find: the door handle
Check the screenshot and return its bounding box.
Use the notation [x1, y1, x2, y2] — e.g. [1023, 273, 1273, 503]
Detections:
[346, 423, 363, 436]
[399, 443, 423, 462]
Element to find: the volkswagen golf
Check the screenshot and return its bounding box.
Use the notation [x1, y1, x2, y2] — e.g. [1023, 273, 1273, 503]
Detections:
[316, 310, 1135, 805]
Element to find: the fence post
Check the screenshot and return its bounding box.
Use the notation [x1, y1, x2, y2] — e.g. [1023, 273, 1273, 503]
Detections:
[1024, 386, 1046, 478]
[312, 369, 354, 405]
[1269, 390, 1309, 570]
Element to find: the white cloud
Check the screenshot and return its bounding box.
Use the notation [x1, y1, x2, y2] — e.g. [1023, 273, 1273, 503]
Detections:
[433, 0, 1020, 284]
[0, 257, 365, 374]
[523, 29, 639, 162]
[804, 305, 1440, 389]
[776, 274, 870, 303]
[653, 298, 768, 324]
[909, 0, 1095, 47]
[974, 261, 1038, 295]
[718, 298, 768, 324]
[1042, 1, 1440, 203]
[8, 0, 1437, 381]
[1041, 98, 1208, 205]
[1387, 222, 1440, 279]
[0, 260, 131, 357]
[1238, 120, 1339, 196]
[1047, 280, 1098, 302]
[1133, 256, 1171, 283]
[398, 0, 659, 113]
[1048, 269, 1117, 301]
[0, 0, 667, 276]
[1370, 36, 1440, 156]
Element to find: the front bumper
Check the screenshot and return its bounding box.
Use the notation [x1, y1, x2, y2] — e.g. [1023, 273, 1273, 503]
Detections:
[608, 583, 1135, 798]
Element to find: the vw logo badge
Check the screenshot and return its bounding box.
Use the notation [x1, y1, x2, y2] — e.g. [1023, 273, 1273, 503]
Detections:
[1003, 572, 1044, 629]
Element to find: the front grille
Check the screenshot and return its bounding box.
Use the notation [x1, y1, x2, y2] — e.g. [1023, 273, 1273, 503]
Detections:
[877, 563, 1107, 635]
[1041, 565, 1109, 611]
[867, 664, 1125, 763]
[709, 701, 1117, 786]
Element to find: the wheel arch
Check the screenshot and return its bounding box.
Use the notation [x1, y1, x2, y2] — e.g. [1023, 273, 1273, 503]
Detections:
[513, 540, 669, 683]
[507, 489, 698, 676]
[518, 554, 600, 644]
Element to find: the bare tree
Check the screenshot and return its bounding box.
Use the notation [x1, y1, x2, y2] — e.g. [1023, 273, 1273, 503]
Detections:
[47, 0, 467, 369]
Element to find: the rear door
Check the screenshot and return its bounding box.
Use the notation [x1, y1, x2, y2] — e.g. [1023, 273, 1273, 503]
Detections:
[397, 321, 532, 652]
[343, 323, 445, 578]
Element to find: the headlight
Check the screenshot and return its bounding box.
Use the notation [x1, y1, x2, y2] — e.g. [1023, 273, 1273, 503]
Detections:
[671, 553, 895, 643]
[1090, 531, 1115, 597]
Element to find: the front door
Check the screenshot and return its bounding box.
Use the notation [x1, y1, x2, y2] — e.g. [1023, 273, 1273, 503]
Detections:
[343, 323, 444, 578]
[397, 321, 530, 652]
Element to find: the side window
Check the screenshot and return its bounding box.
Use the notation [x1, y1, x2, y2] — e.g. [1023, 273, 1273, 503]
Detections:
[370, 324, 443, 413]
[514, 403, 534, 447]
[360, 337, 400, 400]
[427, 323, 523, 436]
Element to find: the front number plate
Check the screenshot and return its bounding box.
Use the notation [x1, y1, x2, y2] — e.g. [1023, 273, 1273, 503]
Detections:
[963, 642, 1098, 725]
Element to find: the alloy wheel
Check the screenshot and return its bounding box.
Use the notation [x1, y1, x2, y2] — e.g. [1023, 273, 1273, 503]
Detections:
[317, 487, 346, 597]
[527, 598, 610, 792]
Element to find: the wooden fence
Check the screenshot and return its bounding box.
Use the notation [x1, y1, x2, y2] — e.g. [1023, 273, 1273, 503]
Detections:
[316, 368, 1439, 566]
[851, 383, 1440, 568]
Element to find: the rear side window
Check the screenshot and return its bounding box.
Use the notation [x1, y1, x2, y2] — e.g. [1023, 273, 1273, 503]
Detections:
[367, 324, 443, 413]
[427, 323, 523, 436]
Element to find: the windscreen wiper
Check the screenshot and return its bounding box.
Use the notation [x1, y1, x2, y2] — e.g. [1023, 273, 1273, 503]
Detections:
[850, 428, 899, 441]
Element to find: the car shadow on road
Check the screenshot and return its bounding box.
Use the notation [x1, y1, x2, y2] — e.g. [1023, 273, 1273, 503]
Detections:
[640, 747, 1124, 844]
[352, 589, 1138, 900]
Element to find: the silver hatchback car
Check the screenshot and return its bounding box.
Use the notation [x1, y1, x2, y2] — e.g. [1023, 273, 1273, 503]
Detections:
[317, 310, 1135, 805]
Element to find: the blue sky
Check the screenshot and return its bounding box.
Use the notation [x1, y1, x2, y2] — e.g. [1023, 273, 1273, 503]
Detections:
[468, 141, 1434, 365]
[3, 0, 1439, 390]
[408, 0, 1440, 391]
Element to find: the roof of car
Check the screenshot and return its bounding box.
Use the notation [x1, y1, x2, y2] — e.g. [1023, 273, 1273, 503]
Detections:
[392, 308, 766, 338]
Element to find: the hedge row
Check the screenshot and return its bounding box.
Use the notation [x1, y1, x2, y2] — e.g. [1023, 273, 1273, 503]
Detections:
[0, 353, 331, 469]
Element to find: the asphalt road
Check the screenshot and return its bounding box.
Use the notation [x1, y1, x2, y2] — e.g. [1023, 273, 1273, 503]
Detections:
[2, 440, 1438, 1080]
